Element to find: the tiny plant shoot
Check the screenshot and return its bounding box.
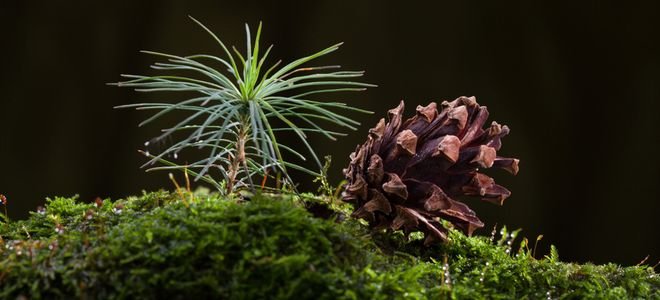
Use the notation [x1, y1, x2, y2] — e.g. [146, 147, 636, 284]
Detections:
[114, 17, 373, 195]
[0, 194, 7, 223]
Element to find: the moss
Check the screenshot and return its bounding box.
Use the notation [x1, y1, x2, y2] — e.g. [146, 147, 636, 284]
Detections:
[1, 192, 658, 299]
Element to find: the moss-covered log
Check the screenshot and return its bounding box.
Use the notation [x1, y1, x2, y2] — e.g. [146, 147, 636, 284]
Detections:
[1, 191, 657, 299]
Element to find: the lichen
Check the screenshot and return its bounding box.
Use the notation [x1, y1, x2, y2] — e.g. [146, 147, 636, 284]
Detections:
[1, 192, 657, 299]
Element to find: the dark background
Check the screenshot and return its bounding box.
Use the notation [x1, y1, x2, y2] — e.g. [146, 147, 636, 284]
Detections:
[1, 1, 658, 265]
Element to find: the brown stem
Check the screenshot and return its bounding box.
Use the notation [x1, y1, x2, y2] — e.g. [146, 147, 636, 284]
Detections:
[227, 120, 248, 195]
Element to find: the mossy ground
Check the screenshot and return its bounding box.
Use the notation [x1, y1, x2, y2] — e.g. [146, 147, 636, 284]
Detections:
[1, 191, 657, 299]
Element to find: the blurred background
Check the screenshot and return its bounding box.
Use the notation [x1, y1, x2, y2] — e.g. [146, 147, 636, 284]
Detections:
[1, 1, 658, 265]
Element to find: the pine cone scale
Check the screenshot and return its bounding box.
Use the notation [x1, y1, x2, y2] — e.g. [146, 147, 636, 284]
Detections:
[493, 157, 520, 175]
[404, 179, 452, 211]
[382, 173, 408, 200]
[367, 154, 385, 184]
[460, 107, 489, 145]
[362, 189, 392, 214]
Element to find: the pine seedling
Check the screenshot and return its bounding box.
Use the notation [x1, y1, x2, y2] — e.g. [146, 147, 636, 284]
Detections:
[114, 17, 373, 195]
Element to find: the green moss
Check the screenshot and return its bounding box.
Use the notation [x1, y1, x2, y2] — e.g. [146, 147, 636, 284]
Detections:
[1, 192, 657, 299]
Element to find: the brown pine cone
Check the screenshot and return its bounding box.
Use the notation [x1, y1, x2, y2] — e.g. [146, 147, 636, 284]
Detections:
[342, 96, 519, 245]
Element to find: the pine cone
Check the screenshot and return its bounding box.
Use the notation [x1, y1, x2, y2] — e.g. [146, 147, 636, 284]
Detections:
[343, 96, 519, 245]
